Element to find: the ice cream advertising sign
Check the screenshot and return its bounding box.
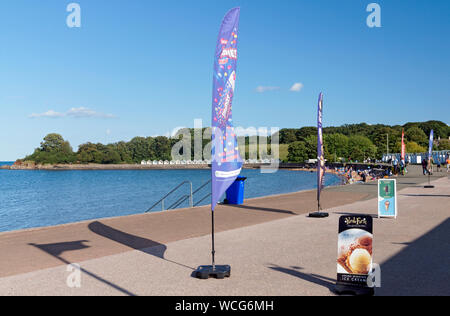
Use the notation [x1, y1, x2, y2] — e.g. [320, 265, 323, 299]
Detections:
[337, 215, 373, 289]
[378, 179, 397, 218]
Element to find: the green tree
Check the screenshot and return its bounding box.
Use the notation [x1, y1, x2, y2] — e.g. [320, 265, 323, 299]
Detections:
[324, 133, 349, 161]
[418, 121, 449, 139]
[77, 142, 103, 163]
[25, 134, 76, 164]
[40, 133, 73, 154]
[437, 139, 450, 150]
[152, 136, 171, 161]
[127, 137, 151, 162]
[102, 146, 122, 164]
[371, 127, 400, 159]
[405, 127, 427, 146]
[114, 141, 133, 163]
[279, 129, 298, 144]
[347, 135, 377, 162]
[303, 135, 319, 160]
[406, 141, 426, 153]
[295, 127, 317, 142]
[287, 141, 308, 162]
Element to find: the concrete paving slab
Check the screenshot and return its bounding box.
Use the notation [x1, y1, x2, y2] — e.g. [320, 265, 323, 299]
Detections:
[0, 177, 447, 296]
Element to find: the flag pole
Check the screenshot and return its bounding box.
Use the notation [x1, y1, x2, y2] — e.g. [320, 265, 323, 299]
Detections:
[211, 207, 215, 270]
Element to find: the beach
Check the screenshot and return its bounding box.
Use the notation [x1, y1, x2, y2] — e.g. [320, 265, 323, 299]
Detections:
[0, 166, 447, 295]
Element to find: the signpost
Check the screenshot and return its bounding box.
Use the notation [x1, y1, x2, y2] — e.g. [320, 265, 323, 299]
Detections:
[336, 215, 374, 296]
[378, 179, 397, 218]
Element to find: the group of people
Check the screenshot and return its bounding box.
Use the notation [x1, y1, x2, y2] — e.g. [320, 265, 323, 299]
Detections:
[422, 155, 450, 175]
[334, 154, 450, 185]
[390, 157, 408, 176]
[335, 165, 385, 184]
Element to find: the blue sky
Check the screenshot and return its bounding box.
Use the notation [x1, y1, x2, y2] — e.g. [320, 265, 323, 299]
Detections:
[0, 0, 449, 160]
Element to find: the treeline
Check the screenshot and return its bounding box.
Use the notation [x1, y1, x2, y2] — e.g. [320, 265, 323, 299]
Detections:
[21, 121, 449, 165]
[280, 120, 449, 163]
[23, 134, 176, 165]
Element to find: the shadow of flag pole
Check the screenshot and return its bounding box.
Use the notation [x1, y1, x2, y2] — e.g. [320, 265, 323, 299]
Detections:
[194, 7, 242, 279]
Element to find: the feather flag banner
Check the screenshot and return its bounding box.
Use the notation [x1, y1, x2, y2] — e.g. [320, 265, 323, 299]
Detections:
[428, 129, 434, 159]
[317, 93, 325, 205]
[211, 8, 243, 211]
[401, 129, 405, 161]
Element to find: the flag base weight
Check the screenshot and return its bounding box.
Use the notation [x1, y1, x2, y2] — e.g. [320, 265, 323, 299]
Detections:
[308, 212, 329, 218]
[335, 284, 374, 296]
[424, 185, 435, 188]
[194, 265, 231, 280]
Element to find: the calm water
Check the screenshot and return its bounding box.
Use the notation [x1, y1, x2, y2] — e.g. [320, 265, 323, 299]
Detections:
[0, 167, 342, 232]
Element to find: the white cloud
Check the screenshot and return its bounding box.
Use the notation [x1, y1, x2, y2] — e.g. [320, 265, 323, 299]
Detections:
[289, 82, 304, 92]
[29, 110, 65, 118]
[29, 107, 116, 119]
[66, 107, 116, 118]
[255, 86, 280, 93]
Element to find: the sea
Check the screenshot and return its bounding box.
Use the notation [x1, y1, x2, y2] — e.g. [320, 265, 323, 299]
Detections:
[0, 162, 342, 232]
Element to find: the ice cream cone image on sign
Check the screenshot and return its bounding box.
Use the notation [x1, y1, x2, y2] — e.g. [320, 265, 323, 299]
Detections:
[348, 248, 371, 274]
[337, 230, 373, 275]
[378, 179, 397, 218]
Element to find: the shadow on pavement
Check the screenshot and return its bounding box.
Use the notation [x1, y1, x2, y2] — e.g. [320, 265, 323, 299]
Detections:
[333, 212, 378, 218]
[378, 218, 450, 296]
[88, 221, 194, 270]
[29, 240, 90, 257]
[400, 194, 450, 198]
[29, 240, 137, 296]
[227, 204, 297, 215]
[267, 264, 336, 293]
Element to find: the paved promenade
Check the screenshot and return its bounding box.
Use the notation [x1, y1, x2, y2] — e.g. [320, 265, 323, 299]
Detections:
[0, 169, 447, 295]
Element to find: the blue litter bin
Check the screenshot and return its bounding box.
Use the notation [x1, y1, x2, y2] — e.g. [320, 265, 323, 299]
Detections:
[225, 177, 247, 205]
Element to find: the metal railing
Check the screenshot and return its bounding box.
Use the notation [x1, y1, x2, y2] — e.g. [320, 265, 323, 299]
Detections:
[146, 179, 212, 213]
[146, 181, 193, 213]
[193, 180, 211, 207]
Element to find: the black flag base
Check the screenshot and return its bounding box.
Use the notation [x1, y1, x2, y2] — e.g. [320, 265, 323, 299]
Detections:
[309, 200, 328, 218]
[308, 212, 329, 218]
[335, 283, 374, 296]
[424, 185, 435, 188]
[194, 265, 231, 280]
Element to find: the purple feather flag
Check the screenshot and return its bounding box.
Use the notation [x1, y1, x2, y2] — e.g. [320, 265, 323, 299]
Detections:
[211, 8, 243, 211]
[428, 129, 434, 159]
[317, 93, 326, 204]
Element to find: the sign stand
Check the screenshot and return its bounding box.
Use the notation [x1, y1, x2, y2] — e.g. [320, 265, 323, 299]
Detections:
[194, 209, 231, 279]
[335, 284, 375, 296]
[378, 179, 397, 219]
[193, 7, 239, 280]
[335, 215, 375, 296]
[424, 173, 434, 189]
[308, 200, 329, 218]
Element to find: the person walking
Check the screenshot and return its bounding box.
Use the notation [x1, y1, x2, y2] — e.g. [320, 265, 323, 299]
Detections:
[428, 157, 434, 175]
[393, 157, 399, 175]
[422, 158, 428, 175]
[446, 156, 450, 173]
